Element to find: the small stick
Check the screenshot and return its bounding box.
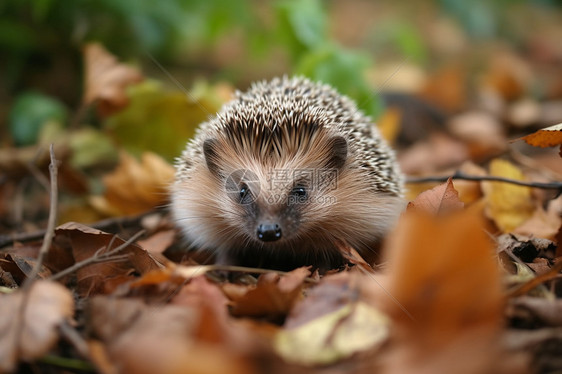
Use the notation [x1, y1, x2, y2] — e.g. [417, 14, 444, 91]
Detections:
[49, 230, 145, 281]
[59, 320, 91, 360]
[0, 211, 156, 249]
[23, 145, 59, 286]
[406, 171, 562, 192]
[507, 259, 562, 297]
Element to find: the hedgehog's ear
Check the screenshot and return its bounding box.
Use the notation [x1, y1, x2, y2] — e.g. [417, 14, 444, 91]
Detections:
[203, 138, 221, 176]
[326, 136, 347, 169]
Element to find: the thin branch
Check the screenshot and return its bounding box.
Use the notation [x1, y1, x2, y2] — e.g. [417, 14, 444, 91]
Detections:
[406, 171, 562, 192]
[23, 145, 59, 286]
[0, 210, 157, 249]
[59, 320, 91, 360]
[507, 259, 562, 297]
[49, 230, 145, 281]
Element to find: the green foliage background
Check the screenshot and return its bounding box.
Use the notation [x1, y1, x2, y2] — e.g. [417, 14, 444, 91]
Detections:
[1, 0, 558, 155]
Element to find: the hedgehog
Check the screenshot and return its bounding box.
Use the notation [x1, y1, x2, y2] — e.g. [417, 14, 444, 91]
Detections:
[171, 76, 404, 271]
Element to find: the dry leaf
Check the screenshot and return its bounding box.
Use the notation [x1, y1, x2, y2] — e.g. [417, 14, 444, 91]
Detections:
[513, 198, 562, 241]
[420, 64, 466, 112]
[137, 229, 176, 254]
[90, 152, 175, 216]
[87, 293, 254, 374]
[55, 222, 165, 296]
[520, 123, 562, 156]
[447, 111, 507, 159]
[508, 98, 541, 127]
[407, 178, 464, 214]
[377, 106, 401, 145]
[399, 133, 469, 175]
[384, 209, 503, 336]
[109, 305, 253, 374]
[482, 159, 535, 232]
[507, 297, 562, 327]
[275, 272, 389, 365]
[222, 267, 310, 318]
[481, 52, 531, 101]
[275, 301, 389, 365]
[381, 209, 508, 373]
[83, 43, 144, 117]
[0, 281, 74, 372]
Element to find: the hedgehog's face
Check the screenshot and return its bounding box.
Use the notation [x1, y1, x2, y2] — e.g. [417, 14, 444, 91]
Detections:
[222, 170, 314, 244]
[203, 134, 348, 248]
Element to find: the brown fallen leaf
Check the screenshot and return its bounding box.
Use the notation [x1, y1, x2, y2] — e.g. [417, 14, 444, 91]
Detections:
[86, 296, 147, 343]
[507, 296, 562, 327]
[55, 222, 165, 297]
[137, 229, 176, 254]
[398, 133, 470, 175]
[172, 276, 231, 343]
[90, 151, 175, 216]
[482, 159, 535, 233]
[481, 52, 531, 102]
[513, 196, 562, 240]
[114, 306, 253, 374]
[520, 123, 562, 148]
[221, 267, 310, 319]
[0, 253, 51, 283]
[549, 229, 562, 256]
[497, 234, 557, 264]
[83, 43, 144, 117]
[0, 281, 74, 372]
[86, 295, 255, 374]
[384, 209, 503, 337]
[381, 209, 513, 373]
[420, 64, 467, 113]
[447, 111, 507, 159]
[519, 123, 562, 157]
[407, 178, 464, 214]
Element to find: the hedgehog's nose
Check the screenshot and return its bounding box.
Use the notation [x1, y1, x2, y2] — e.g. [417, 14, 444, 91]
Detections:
[257, 223, 282, 242]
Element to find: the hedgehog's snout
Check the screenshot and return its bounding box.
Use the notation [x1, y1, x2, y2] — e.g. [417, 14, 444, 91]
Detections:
[257, 223, 282, 242]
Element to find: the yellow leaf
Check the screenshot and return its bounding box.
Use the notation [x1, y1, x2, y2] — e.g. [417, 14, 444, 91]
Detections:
[377, 106, 401, 145]
[482, 159, 535, 232]
[274, 301, 389, 365]
[91, 151, 175, 216]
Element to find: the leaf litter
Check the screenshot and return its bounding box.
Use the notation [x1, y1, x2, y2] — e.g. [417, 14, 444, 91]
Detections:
[3, 29, 562, 374]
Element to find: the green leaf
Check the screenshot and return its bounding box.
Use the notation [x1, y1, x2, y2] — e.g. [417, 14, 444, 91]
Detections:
[103, 80, 224, 161]
[275, 0, 327, 59]
[9, 91, 67, 146]
[296, 44, 383, 118]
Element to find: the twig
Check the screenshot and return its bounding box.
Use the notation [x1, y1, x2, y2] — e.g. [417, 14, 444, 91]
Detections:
[507, 259, 562, 297]
[23, 145, 59, 286]
[0, 210, 158, 249]
[406, 171, 562, 192]
[49, 230, 145, 281]
[59, 320, 91, 360]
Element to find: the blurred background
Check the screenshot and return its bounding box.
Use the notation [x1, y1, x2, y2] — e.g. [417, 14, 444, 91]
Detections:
[1, 0, 562, 231]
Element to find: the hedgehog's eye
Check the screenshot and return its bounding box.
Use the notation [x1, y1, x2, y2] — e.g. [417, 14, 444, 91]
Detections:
[290, 186, 307, 198]
[239, 183, 252, 203]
